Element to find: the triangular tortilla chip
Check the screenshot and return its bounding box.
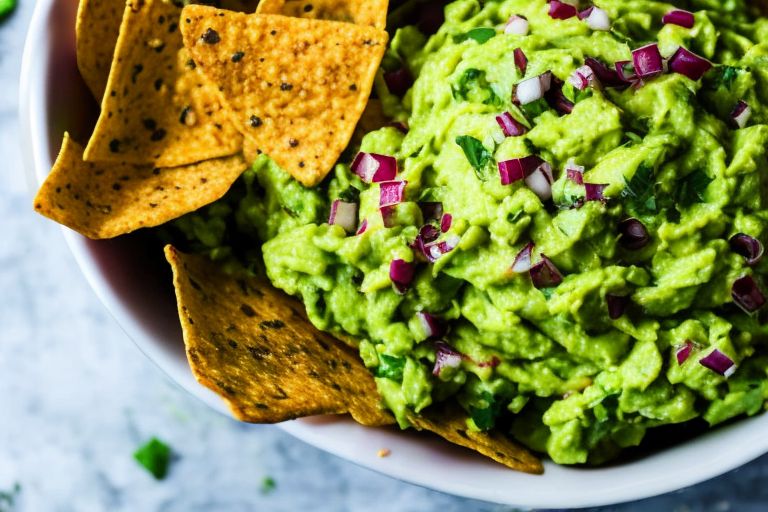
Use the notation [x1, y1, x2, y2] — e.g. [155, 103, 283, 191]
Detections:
[165, 246, 543, 472]
[76, 0, 125, 100]
[34, 134, 248, 239]
[410, 402, 544, 474]
[83, 0, 243, 167]
[164, 246, 394, 426]
[180, 7, 388, 186]
[256, 0, 389, 29]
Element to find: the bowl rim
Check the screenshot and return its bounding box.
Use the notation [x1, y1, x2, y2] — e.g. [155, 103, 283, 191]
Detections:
[20, 0, 768, 507]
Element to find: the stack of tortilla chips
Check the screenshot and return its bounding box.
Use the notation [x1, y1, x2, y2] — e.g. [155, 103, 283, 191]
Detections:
[33, 0, 542, 474]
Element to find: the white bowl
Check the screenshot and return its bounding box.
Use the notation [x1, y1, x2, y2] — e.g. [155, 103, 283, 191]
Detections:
[20, 0, 768, 507]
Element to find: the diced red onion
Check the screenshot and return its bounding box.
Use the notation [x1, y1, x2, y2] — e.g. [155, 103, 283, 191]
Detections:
[585, 57, 625, 88]
[529, 254, 563, 289]
[425, 235, 461, 262]
[606, 294, 629, 319]
[632, 43, 664, 79]
[384, 67, 414, 97]
[584, 183, 608, 202]
[618, 218, 650, 250]
[477, 356, 501, 368]
[496, 111, 527, 137]
[577, 6, 593, 19]
[417, 312, 444, 339]
[699, 349, 737, 378]
[525, 162, 554, 201]
[615, 60, 637, 82]
[549, 0, 578, 20]
[352, 152, 398, 183]
[545, 79, 574, 115]
[730, 100, 752, 129]
[505, 15, 529, 35]
[732, 275, 767, 314]
[412, 224, 440, 260]
[676, 340, 694, 365]
[513, 48, 528, 75]
[390, 259, 415, 294]
[432, 341, 463, 376]
[381, 205, 397, 228]
[565, 161, 584, 184]
[568, 65, 595, 90]
[420, 224, 440, 244]
[511, 242, 535, 273]
[669, 47, 712, 81]
[356, 218, 368, 235]
[498, 155, 543, 185]
[440, 214, 453, 233]
[584, 7, 610, 30]
[419, 202, 443, 223]
[729, 233, 764, 266]
[379, 180, 407, 207]
[328, 200, 358, 233]
[516, 72, 552, 105]
[662, 9, 695, 29]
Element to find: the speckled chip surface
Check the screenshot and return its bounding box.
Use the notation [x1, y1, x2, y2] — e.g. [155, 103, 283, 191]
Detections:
[409, 403, 544, 474]
[256, 0, 389, 29]
[180, 7, 388, 186]
[34, 133, 248, 239]
[164, 246, 394, 426]
[83, 0, 243, 167]
[76, 0, 125, 100]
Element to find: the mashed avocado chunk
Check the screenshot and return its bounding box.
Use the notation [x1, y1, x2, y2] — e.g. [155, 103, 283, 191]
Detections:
[164, 0, 768, 464]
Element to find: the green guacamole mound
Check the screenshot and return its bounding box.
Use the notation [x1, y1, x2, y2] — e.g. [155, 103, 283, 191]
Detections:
[165, 0, 768, 465]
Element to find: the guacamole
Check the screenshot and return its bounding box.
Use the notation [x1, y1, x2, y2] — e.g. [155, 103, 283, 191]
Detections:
[164, 0, 768, 464]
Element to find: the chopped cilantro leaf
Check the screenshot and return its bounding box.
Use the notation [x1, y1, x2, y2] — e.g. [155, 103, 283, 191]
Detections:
[677, 170, 713, 207]
[452, 68, 502, 106]
[0, 0, 16, 19]
[338, 186, 360, 203]
[507, 210, 524, 224]
[134, 438, 172, 480]
[260, 476, 277, 494]
[469, 391, 501, 431]
[455, 135, 493, 180]
[713, 65, 740, 90]
[376, 354, 406, 381]
[520, 98, 550, 118]
[453, 27, 496, 45]
[620, 163, 657, 215]
[562, 82, 592, 104]
[0, 483, 20, 512]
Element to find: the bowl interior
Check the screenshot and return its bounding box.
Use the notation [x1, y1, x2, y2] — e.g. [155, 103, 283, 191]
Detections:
[20, 0, 768, 508]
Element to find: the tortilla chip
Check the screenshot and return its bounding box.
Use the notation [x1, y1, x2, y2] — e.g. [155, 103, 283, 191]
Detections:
[409, 402, 544, 474]
[83, 0, 243, 167]
[180, 7, 388, 186]
[34, 133, 247, 239]
[164, 246, 394, 426]
[76, 0, 125, 101]
[256, 0, 389, 29]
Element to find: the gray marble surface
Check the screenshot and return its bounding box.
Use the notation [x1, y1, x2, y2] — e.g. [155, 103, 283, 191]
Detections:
[1, 2, 767, 511]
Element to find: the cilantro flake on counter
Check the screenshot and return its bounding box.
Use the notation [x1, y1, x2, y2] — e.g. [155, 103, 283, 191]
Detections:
[260, 476, 277, 494]
[134, 437, 172, 480]
[0, 0, 16, 20]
